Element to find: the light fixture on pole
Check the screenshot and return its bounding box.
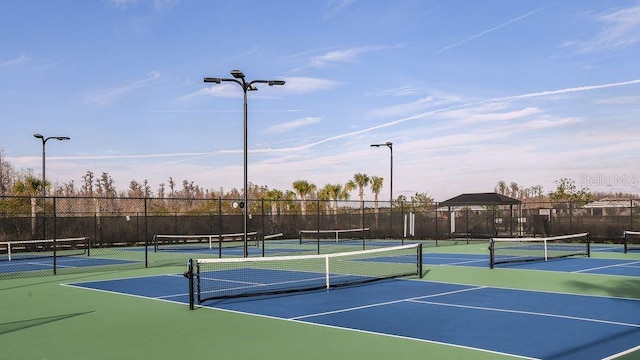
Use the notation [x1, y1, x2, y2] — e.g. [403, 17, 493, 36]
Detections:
[33, 133, 70, 274]
[204, 70, 285, 257]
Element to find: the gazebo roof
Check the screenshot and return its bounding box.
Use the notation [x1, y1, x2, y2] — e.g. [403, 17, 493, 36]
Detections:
[439, 192, 521, 206]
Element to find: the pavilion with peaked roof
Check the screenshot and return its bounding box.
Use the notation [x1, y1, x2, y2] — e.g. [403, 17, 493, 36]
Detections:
[439, 192, 521, 207]
[438, 192, 522, 237]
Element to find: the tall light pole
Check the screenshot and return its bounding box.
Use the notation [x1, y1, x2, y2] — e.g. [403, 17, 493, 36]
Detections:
[370, 141, 393, 206]
[34, 134, 71, 239]
[34, 133, 70, 275]
[371, 142, 393, 236]
[204, 70, 285, 257]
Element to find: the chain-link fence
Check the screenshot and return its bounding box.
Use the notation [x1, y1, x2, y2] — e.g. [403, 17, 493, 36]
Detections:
[0, 195, 637, 278]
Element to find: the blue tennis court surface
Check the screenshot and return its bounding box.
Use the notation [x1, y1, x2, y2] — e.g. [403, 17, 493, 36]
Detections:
[423, 253, 640, 276]
[0, 256, 139, 274]
[68, 273, 640, 360]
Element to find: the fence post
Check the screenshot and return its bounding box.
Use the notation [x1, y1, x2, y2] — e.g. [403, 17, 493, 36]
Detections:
[570, 201, 574, 234]
[630, 199, 634, 230]
[316, 199, 320, 255]
[218, 197, 222, 236]
[144, 197, 148, 268]
[261, 199, 265, 257]
[389, 198, 393, 239]
[53, 196, 57, 275]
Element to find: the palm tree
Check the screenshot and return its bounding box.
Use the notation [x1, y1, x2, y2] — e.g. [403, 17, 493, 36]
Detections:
[370, 176, 384, 226]
[13, 174, 44, 238]
[292, 180, 317, 216]
[352, 173, 370, 205]
[350, 173, 370, 228]
[263, 188, 284, 216]
[316, 186, 332, 215]
[343, 180, 355, 199]
[370, 176, 384, 211]
[320, 184, 340, 216]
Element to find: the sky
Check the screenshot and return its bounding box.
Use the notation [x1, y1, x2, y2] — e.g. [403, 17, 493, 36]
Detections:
[1, 0, 640, 201]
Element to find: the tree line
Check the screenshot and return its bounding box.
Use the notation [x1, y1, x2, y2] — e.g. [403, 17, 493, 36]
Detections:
[1, 148, 636, 209]
[1, 148, 408, 206]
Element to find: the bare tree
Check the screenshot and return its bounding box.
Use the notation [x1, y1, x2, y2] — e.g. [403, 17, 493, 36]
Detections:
[81, 171, 95, 195]
[0, 148, 15, 196]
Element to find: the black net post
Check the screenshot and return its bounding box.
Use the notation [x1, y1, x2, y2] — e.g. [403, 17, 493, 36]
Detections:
[489, 239, 495, 269]
[417, 243, 423, 278]
[184, 258, 194, 310]
[624, 231, 628, 253]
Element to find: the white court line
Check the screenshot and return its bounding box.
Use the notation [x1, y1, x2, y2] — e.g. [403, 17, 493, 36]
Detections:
[603, 344, 640, 360]
[572, 260, 640, 273]
[407, 299, 640, 328]
[289, 286, 486, 320]
[590, 246, 620, 252]
[442, 259, 487, 266]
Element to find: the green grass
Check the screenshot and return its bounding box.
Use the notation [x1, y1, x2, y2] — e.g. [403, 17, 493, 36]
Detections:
[1, 242, 639, 360]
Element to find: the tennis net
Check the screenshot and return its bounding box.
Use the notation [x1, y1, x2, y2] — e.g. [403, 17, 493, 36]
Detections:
[489, 232, 590, 269]
[154, 232, 258, 253]
[623, 230, 640, 253]
[186, 243, 422, 309]
[0, 237, 90, 261]
[299, 228, 370, 244]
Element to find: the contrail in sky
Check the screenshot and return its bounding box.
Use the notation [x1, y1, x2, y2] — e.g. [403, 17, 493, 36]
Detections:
[291, 78, 640, 150]
[433, 5, 551, 55]
[17, 78, 640, 162]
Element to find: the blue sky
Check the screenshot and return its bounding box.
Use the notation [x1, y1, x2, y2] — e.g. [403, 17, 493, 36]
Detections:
[1, 0, 640, 201]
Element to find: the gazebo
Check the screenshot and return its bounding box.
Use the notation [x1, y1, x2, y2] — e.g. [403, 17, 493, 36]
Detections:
[438, 192, 522, 237]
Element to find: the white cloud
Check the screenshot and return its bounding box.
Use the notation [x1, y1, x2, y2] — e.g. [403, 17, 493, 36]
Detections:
[86, 71, 162, 106]
[180, 84, 242, 101]
[266, 117, 321, 134]
[519, 116, 583, 131]
[363, 86, 419, 97]
[108, 0, 181, 10]
[309, 45, 389, 67]
[577, 5, 640, 53]
[279, 77, 342, 92]
[0, 54, 27, 67]
[326, 0, 357, 15]
[367, 94, 461, 119]
[444, 105, 543, 124]
[181, 77, 339, 101]
[596, 95, 640, 104]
